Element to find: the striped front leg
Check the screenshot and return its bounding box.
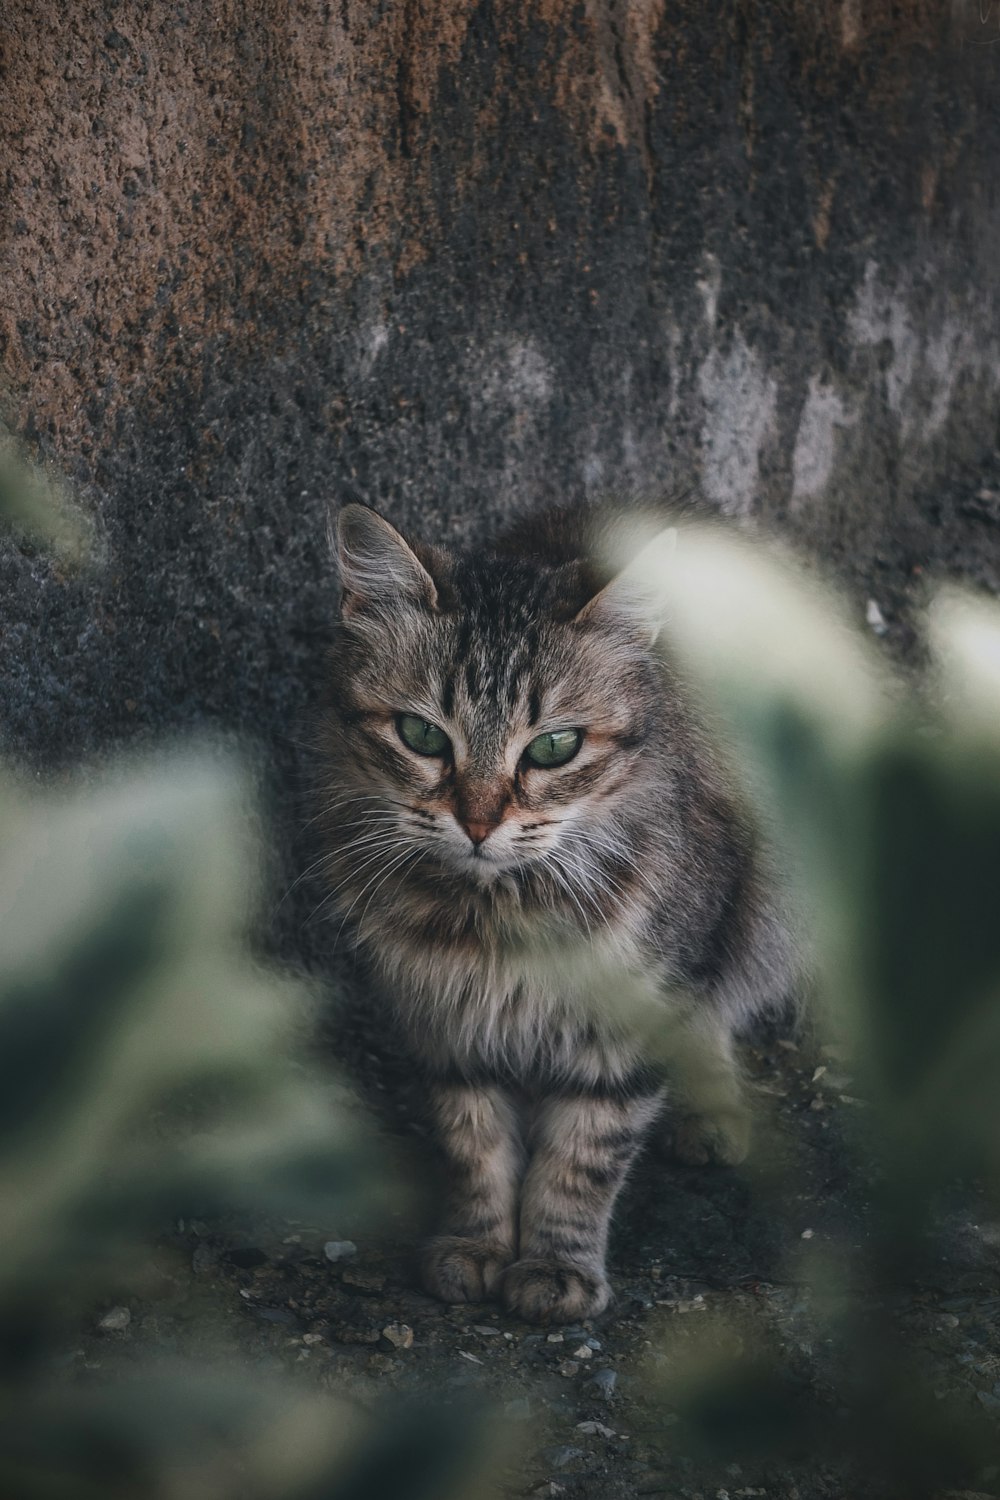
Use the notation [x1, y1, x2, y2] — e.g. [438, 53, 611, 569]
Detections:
[501, 1088, 663, 1324]
[421, 1082, 524, 1304]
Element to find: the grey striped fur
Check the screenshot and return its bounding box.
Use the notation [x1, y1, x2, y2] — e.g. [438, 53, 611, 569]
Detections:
[317, 503, 799, 1323]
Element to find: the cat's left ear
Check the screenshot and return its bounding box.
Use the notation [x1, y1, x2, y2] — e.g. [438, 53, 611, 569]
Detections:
[333, 504, 439, 616]
[574, 526, 677, 645]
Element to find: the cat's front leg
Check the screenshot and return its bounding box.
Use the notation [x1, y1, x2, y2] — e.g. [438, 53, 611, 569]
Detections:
[501, 1088, 663, 1324]
[421, 1081, 524, 1304]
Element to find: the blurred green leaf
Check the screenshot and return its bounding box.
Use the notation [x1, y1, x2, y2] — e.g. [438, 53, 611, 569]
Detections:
[0, 435, 91, 563]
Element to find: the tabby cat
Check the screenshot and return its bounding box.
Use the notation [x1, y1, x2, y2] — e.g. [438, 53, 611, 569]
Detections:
[318, 502, 797, 1324]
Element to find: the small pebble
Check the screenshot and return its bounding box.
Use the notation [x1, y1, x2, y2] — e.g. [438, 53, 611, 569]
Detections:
[257, 1307, 298, 1325]
[457, 1349, 483, 1364]
[577, 1421, 615, 1437]
[339, 1326, 380, 1345]
[938, 1314, 960, 1329]
[381, 1322, 414, 1350]
[97, 1306, 131, 1333]
[192, 1244, 218, 1274]
[559, 1359, 581, 1377]
[473, 1324, 501, 1336]
[323, 1240, 358, 1263]
[588, 1368, 617, 1397]
[341, 1268, 385, 1293]
[546, 1332, 565, 1343]
[543, 1445, 584, 1469]
[801, 1229, 815, 1240]
[573, 1344, 593, 1360]
[866, 598, 889, 635]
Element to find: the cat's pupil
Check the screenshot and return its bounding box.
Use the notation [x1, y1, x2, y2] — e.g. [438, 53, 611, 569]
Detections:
[526, 729, 582, 768]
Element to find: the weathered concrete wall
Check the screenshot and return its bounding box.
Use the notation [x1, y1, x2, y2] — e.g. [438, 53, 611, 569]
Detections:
[2, 2, 999, 951]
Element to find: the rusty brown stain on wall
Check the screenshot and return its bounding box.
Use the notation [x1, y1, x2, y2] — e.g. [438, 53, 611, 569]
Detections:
[796, 0, 946, 51]
[813, 177, 837, 249]
[0, 0, 676, 449]
[541, 0, 667, 160]
[0, 0, 961, 454]
[2, 3, 305, 443]
[0, 0, 480, 444]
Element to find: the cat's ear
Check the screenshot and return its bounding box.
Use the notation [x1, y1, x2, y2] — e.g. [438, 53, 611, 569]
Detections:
[333, 504, 439, 615]
[574, 526, 677, 645]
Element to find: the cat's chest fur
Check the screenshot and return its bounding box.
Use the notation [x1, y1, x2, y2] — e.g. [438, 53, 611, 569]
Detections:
[370, 905, 659, 1084]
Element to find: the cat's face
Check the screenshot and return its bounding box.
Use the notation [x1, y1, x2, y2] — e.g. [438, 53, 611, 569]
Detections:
[326, 507, 666, 888]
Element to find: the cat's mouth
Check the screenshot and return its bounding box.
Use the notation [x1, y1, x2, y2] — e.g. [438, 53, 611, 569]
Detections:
[454, 844, 516, 879]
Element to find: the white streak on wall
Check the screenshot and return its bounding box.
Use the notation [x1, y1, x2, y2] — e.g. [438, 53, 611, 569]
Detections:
[792, 377, 857, 502]
[483, 338, 554, 407]
[845, 258, 1000, 451]
[848, 260, 920, 430]
[697, 334, 777, 515]
[923, 317, 981, 437]
[696, 254, 722, 330]
[583, 453, 606, 493]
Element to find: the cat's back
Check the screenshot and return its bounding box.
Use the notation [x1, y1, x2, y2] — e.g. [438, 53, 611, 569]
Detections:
[491, 494, 709, 574]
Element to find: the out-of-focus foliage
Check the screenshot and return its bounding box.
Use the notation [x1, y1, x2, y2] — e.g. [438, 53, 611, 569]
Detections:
[0, 428, 91, 563]
[636, 528, 1000, 1497]
[7, 427, 1000, 1499]
[0, 454, 491, 1500]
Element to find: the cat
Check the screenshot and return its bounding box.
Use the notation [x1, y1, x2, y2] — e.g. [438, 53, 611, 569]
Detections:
[317, 501, 799, 1324]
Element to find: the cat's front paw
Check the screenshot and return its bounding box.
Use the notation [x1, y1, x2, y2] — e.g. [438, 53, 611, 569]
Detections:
[669, 1108, 751, 1166]
[420, 1235, 512, 1304]
[500, 1258, 611, 1324]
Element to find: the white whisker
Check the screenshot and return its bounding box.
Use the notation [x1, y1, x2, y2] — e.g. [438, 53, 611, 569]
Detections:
[332, 841, 423, 946]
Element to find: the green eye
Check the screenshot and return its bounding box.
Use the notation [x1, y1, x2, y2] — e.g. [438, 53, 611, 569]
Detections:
[398, 714, 450, 757]
[525, 729, 582, 768]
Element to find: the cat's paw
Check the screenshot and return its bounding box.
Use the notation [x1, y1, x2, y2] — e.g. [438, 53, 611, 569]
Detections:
[500, 1258, 611, 1324]
[669, 1108, 750, 1166]
[420, 1235, 512, 1304]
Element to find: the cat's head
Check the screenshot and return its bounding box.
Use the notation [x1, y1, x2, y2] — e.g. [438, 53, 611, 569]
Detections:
[325, 504, 674, 885]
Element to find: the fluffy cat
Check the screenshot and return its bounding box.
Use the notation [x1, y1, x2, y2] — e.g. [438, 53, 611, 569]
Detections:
[317, 502, 798, 1324]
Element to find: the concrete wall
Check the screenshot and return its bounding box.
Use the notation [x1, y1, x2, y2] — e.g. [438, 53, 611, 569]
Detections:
[2, 1, 998, 953]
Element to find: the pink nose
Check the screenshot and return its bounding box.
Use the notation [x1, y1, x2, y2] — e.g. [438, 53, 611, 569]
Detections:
[463, 820, 494, 846]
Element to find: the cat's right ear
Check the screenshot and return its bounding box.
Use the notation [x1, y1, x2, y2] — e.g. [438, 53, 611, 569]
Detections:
[574, 526, 677, 645]
[333, 504, 439, 616]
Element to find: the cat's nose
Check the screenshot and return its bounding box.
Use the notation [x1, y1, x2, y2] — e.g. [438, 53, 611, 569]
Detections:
[462, 820, 495, 846]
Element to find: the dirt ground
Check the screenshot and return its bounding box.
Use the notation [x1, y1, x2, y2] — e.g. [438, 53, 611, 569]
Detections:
[69, 457, 1000, 1499]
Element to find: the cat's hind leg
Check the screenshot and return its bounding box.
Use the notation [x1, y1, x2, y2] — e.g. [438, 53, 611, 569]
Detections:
[661, 1010, 751, 1167]
[421, 1081, 523, 1304]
